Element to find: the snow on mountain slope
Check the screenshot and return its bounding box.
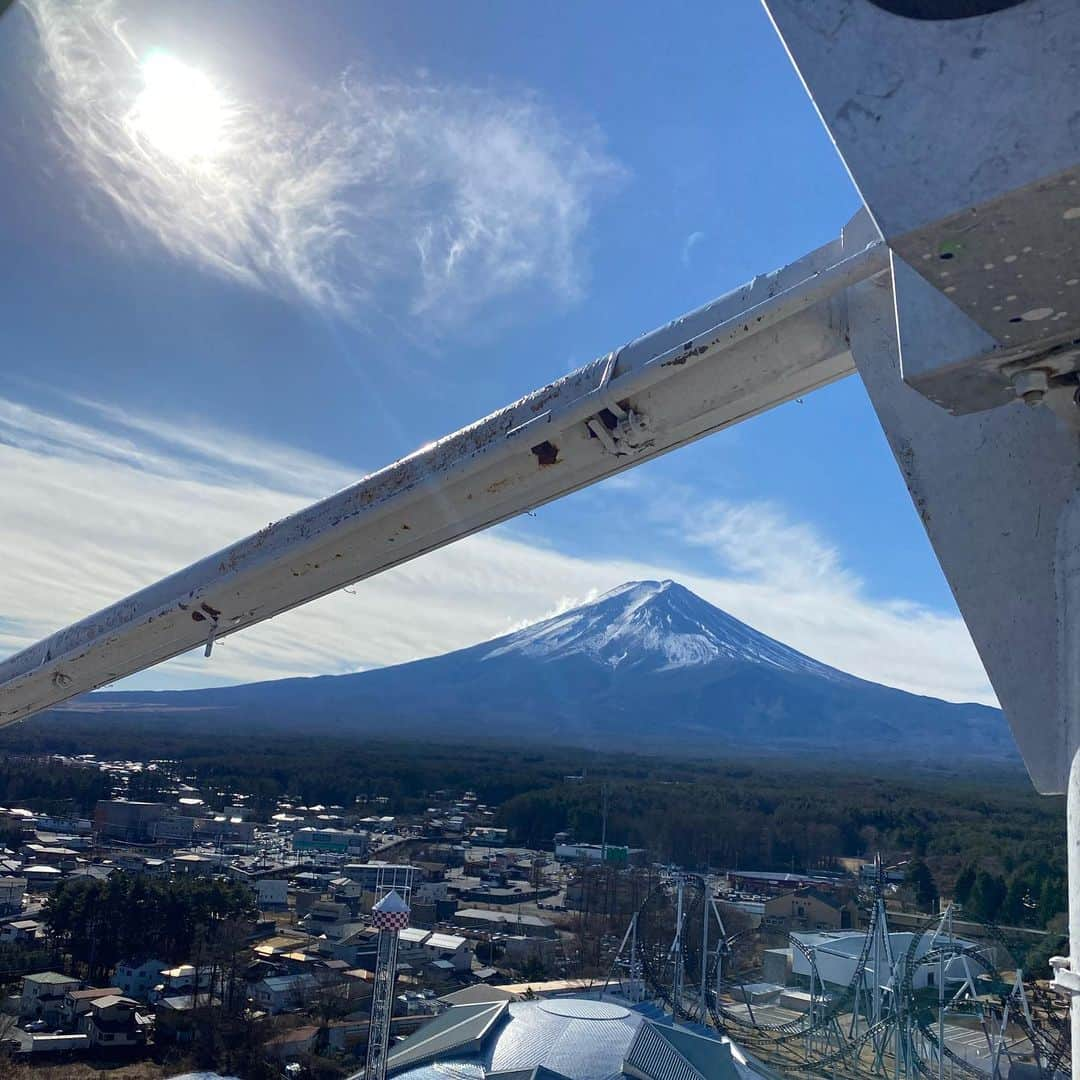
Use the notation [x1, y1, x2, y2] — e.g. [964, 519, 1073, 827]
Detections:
[62, 578, 1014, 763]
[484, 579, 851, 681]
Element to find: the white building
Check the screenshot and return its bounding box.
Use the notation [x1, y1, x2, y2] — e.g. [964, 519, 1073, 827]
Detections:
[396, 928, 472, 973]
[21, 971, 80, 1021]
[791, 931, 986, 992]
[113, 958, 169, 1002]
[0, 876, 26, 915]
[252, 972, 319, 1013]
[256, 879, 289, 908]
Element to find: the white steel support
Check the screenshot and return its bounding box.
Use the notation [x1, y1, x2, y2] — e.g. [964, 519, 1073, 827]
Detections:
[670, 877, 686, 1023]
[0, 238, 881, 725]
[699, 878, 709, 1023]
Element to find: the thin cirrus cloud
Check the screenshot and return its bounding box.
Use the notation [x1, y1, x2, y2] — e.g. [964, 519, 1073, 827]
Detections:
[0, 395, 996, 707]
[681, 230, 705, 266]
[24, 0, 621, 327]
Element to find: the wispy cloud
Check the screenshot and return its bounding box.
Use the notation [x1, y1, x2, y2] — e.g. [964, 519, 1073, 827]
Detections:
[681, 230, 705, 267]
[0, 397, 995, 706]
[24, 0, 620, 328]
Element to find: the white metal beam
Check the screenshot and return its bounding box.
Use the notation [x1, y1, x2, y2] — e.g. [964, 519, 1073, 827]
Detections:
[0, 235, 886, 726]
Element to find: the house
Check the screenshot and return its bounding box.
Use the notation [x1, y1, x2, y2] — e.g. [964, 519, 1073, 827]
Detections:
[0, 876, 26, 915]
[251, 972, 319, 1014]
[62, 986, 122, 1029]
[80, 995, 148, 1048]
[0, 919, 41, 943]
[299, 900, 351, 934]
[325, 924, 379, 967]
[20, 971, 80, 1021]
[154, 993, 221, 1044]
[158, 963, 219, 1000]
[256, 879, 289, 908]
[500, 935, 559, 966]
[763, 889, 860, 932]
[23, 864, 63, 892]
[264, 1023, 323, 1060]
[113, 957, 169, 1002]
[396, 929, 473, 973]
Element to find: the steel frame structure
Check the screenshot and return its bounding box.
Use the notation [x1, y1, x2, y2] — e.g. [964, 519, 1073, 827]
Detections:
[5, 1, 1080, 1072]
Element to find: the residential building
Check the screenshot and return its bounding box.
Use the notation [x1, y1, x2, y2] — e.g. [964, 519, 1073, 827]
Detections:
[23, 864, 62, 891]
[62, 986, 122, 1029]
[397, 928, 473, 973]
[763, 889, 860, 932]
[501, 935, 559, 966]
[158, 963, 219, 1000]
[256, 879, 289, 908]
[0, 918, 41, 943]
[326, 924, 379, 967]
[469, 828, 509, 847]
[265, 1024, 323, 1060]
[251, 972, 319, 1013]
[113, 957, 169, 1002]
[80, 995, 148, 1048]
[154, 993, 221, 1043]
[0, 876, 26, 915]
[21, 971, 81, 1022]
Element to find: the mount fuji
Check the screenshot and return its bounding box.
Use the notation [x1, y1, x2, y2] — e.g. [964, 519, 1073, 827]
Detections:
[53, 580, 1015, 761]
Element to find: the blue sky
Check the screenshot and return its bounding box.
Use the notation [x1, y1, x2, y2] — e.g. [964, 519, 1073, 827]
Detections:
[0, 0, 994, 704]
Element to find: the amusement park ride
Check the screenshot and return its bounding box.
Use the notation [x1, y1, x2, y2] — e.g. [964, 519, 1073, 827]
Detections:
[600, 866, 1067, 1079]
[3, 0, 1080, 1075]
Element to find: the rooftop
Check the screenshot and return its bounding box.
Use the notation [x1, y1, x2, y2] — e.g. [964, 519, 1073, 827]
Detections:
[383, 998, 740, 1080]
[68, 986, 122, 1000]
[24, 971, 78, 985]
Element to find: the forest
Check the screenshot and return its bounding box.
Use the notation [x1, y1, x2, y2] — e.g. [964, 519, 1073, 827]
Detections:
[43, 873, 257, 982]
[0, 712, 1066, 935]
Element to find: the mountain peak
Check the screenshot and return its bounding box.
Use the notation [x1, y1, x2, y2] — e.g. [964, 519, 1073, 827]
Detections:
[483, 579, 848, 680]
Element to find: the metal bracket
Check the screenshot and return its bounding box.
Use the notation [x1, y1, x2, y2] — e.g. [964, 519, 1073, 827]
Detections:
[584, 348, 654, 455]
[1049, 956, 1080, 996]
[204, 616, 220, 658]
[585, 405, 653, 456]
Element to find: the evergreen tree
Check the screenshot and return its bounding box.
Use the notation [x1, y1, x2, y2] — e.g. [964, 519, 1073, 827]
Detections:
[905, 859, 938, 912]
[1038, 876, 1067, 924]
[953, 864, 976, 906]
[968, 871, 1007, 922]
[1001, 876, 1030, 926]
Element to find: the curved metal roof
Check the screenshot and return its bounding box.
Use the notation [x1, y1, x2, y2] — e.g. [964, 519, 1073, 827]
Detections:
[389, 999, 643, 1080]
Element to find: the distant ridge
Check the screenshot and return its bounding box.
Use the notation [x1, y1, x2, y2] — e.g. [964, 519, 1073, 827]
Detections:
[54, 580, 1015, 762]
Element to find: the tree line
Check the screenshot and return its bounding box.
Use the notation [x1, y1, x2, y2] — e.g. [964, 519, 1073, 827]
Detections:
[43, 872, 256, 983]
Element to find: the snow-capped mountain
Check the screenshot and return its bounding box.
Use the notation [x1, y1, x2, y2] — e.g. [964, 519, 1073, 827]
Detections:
[58, 580, 1016, 762]
[485, 580, 850, 680]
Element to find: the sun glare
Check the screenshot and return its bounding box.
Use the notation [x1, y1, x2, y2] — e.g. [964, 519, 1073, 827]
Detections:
[129, 52, 227, 163]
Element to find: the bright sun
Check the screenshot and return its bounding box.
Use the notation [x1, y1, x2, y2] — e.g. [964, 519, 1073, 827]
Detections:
[129, 52, 227, 163]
